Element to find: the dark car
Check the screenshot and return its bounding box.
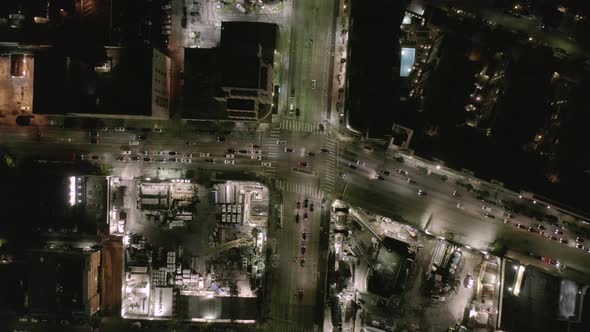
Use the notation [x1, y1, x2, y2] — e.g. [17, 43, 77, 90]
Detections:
[307, 152, 316, 157]
[301, 245, 306, 255]
[516, 223, 526, 229]
[555, 229, 564, 235]
[295, 108, 301, 118]
[484, 213, 495, 219]
[143, 157, 152, 162]
[296, 201, 301, 209]
[303, 212, 308, 220]
[304, 198, 309, 208]
[417, 190, 427, 196]
[137, 135, 147, 140]
[576, 237, 585, 243]
[168, 158, 178, 162]
[320, 148, 329, 153]
[227, 148, 236, 153]
[527, 227, 535, 232]
[252, 144, 260, 149]
[88, 131, 99, 137]
[549, 236, 558, 241]
[205, 158, 215, 163]
[168, 151, 177, 156]
[377, 175, 385, 181]
[397, 169, 408, 175]
[309, 203, 314, 212]
[285, 148, 294, 152]
[537, 224, 546, 230]
[295, 214, 300, 223]
[131, 156, 140, 161]
[302, 231, 307, 240]
[217, 137, 226, 142]
[382, 170, 391, 176]
[300, 257, 305, 267]
[347, 164, 357, 169]
[89, 138, 99, 144]
[91, 155, 101, 160]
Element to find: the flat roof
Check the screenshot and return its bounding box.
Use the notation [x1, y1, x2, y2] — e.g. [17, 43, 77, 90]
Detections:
[28, 250, 86, 315]
[182, 48, 227, 120]
[33, 47, 158, 116]
[219, 21, 277, 89]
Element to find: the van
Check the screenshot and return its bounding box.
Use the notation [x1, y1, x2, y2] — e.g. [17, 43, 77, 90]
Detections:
[129, 140, 140, 146]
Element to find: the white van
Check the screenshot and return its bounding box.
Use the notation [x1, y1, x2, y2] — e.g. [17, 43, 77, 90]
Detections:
[129, 140, 140, 146]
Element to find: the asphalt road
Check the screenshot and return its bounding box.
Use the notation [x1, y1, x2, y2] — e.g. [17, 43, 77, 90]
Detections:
[286, 0, 336, 127]
[267, 0, 339, 330]
[336, 143, 590, 282]
[5, 1, 590, 331]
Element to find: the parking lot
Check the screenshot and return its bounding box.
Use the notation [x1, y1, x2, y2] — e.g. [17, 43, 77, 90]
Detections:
[0, 52, 43, 126]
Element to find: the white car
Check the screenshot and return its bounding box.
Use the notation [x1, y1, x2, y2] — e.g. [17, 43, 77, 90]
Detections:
[311, 79, 316, 89]
[200, 152, 210, 157]
[153, 151, 164, 156]
[465, 275, 474, 288]
[251, 155, 262, 160]
[122, 150, 131, 155]
[181, 159, 192, 163]
[115, 127, 126, 132]
[225, 154, 235, 159]
[224, 160, 235, 165]
[184, 153, 194, 158]
[261, 162, 272, 167]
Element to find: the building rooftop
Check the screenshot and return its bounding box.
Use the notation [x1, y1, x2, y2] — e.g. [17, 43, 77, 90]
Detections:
[182, 47, 226, 120]
[219, 21, 277, 63]
[183, 22, 277, 121]
[33, 46, 168, 118]
[219, 21, 277, 89]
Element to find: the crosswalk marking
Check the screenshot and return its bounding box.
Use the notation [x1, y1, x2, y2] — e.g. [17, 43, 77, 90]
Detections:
[276, 179, 323, 199]
[263, 125, 282, 163]
[265, 320, 316, 332]
[280, 119, 322, 133]
[323, 137, 339, 193]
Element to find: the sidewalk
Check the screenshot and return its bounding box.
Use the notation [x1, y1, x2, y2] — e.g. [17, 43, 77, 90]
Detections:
[328, 0, 351, 129]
